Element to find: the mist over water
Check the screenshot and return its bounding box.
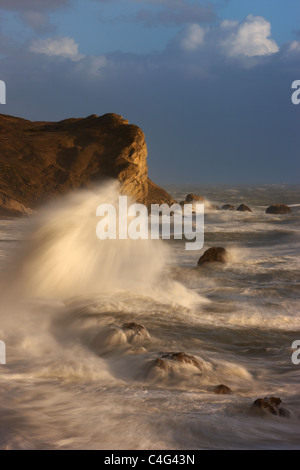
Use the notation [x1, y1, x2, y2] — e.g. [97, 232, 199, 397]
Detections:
[0, 183, 299, 449]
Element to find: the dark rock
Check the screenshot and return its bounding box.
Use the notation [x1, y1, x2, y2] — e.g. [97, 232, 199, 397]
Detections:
[122, 322, 147, 334]
[197, 247, 229, 265]
[266, 204, 292, 214]
[252, 397, 290, 418]
[161, 352, 200, 367]
[236, 204, 252, 212]
[221, 204, 235, 211]
[213, 384, 232, 395]
[0, 113, 173, 215]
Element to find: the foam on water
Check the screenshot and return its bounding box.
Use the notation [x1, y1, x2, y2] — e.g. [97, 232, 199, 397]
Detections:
[0, 183, 299, 449]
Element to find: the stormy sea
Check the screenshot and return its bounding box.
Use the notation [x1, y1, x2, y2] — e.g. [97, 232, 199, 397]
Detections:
[0, 183, 299, 450]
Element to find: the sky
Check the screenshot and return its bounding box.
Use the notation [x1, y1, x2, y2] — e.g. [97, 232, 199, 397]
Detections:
[0, 0, 299, 184]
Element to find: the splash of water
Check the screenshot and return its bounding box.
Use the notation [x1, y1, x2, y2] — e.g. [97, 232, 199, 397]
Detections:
[13, 180, 170, 299]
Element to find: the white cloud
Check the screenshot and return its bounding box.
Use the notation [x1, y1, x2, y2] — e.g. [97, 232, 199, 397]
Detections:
[30, 37, 84, 61]
[220, 19, 238, 29]
[288, 41, 300, 54]
[180, 24, 206, 51]
[221, 15, 279, 57]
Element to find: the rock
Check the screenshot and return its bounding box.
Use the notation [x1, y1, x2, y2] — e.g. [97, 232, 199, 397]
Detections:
[184, 193, 214, 210]
[161, 352, 200, 367]
[213, 384, 232, 395]
[122, 322, 150, 341]
[0, 113, 173, 215]
[252, 397, 290, 418]
[266, 204, 292, 214]
[197, 247, 229, 265]
[236, 204, 252, 212]
[152, 358, 170, 371]
[185, 193, 206, 203]
[147, 178, 176, 208]
[221, 204, 235, 211]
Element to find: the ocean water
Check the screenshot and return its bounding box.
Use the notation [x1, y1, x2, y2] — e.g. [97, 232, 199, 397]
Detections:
[0, 182, 299, 450]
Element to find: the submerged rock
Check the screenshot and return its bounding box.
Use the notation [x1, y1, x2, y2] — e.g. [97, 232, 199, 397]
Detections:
[266, 204, 292, 214]
[221, 204, 235, 211]
[197, 247, 229, 265]
[213, 384, 232, 395]
[252, 397, 290, 418]
[236, 204, 252, 212]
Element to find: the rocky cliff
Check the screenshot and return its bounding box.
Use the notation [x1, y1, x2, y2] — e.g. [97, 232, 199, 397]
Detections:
[0, 113, 173, 216]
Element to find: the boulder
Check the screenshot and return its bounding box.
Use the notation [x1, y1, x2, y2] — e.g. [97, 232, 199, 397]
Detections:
[161, 352, 200, 367]
[185, 193, 206, 203]
[252, 397, 290, 418]
[0, 113, 173, 215]
[213, 384, 232, 395]
[221, 204, 235, 211]
[236, 204, 252, 212]
[266, 204, 292, 214]
[122, 322, 150, 341]
[152, 358, 169, 371]
[197, 247, 229, 265]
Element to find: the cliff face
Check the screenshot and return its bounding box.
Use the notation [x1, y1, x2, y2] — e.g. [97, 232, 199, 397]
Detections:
[0, 112, 162, 216]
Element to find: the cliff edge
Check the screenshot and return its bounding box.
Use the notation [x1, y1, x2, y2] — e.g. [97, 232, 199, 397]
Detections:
[0, 113, 174, 215]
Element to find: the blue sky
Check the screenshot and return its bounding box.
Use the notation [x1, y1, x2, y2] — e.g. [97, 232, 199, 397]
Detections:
[0, 0, 299, 183]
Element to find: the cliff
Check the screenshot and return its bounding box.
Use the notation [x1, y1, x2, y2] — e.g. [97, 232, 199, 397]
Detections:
[0, 113, 173, 216]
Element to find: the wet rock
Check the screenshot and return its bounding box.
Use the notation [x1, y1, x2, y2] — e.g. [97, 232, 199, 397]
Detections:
[266, 204, 292, 214]
[197, 247, 228, 265]
[185, 193, 206, 203]
[252, 397, 290, 418]
[122, 322, 150, 341]
[213, 384, 232, 395]
[152, 358, 170, 371]
[236, 204, 252, 212]
[221, 204, 235, 211]
[161, 352, 200, 367]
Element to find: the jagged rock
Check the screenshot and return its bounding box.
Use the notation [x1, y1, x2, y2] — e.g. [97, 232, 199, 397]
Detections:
[197, 247, 229, 265]
[236, 204, 252, 212]
[266, 204, 292, 214]
[0, 113, 173, 215]
[221, 204, 235, 211]
[213, 384, 232, 395]
[252, 397, 290, 418]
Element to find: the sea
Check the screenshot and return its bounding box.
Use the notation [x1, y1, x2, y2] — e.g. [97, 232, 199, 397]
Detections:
[0, 182, 299, 450]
